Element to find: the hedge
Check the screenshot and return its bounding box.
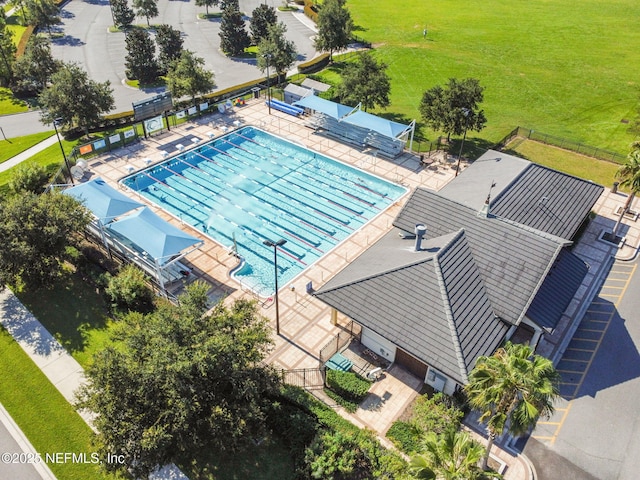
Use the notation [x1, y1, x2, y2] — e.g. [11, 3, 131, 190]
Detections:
[326, 370, 372, 403]
[303, 0, 318, 22]
[386, 421, 422, 454]
[298, 53, 330, 74]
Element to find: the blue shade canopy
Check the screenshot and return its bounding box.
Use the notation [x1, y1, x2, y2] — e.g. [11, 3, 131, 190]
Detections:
[341, 110, 409, 139]
[64, 178, 143, 221]
[107, 207, 203, 264]
[293, 95, 355, 119]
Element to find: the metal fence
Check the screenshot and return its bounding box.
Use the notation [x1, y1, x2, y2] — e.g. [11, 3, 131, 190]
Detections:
[495, 126, 627, 164]
[318, 320, 362, 366]
[278, 367, 326, 389]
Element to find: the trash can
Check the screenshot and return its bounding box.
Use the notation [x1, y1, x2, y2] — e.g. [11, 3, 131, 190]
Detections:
[613, 182, 619, 194]
[251, 87, 260, 99]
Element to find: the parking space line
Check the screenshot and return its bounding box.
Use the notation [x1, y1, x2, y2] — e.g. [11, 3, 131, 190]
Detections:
[616, 264, 637, 302]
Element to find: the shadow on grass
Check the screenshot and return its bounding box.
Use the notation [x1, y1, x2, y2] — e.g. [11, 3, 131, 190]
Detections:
[16, 268, 112, 359]
[183, 437, 295, 480]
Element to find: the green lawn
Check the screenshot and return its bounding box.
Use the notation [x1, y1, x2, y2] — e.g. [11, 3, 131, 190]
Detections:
[0, 328, 120, 480]
[342, 0, 640, 153]
[0, 130, 54, 163]
[504, 138, 621, 189]
[0, 86, 29, 114]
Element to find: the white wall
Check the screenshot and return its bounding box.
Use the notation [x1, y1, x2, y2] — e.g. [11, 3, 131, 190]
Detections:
[425, 367, 457, 396]
[361, 328, 397, 362]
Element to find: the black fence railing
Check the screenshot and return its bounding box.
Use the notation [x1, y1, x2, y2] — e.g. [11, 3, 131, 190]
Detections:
[495, 126, 627, 164]
[318, 320, 361, 366]
[278, 367, 326, 389]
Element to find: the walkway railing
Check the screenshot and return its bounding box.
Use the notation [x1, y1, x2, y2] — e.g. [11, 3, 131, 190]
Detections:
[318, 320, 361, 366]
[278, 367, 326, 389]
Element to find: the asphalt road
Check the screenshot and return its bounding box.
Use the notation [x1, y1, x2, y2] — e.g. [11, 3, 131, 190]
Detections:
[525, 256, 640, 480]
[49, 0, 319, 112]
[0, 421, 47, 480]
[0, 111, 54, 139]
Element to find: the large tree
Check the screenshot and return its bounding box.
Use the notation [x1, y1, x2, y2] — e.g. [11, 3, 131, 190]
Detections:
[336, 51, 390, 111]
[132, 0, 158, 26]
[124, 28, 158, 84]
[23, 0, 60, 35]
[155, 24, 183, 75]
[250, 3, 277, 45]
[219, 1, 250, 56]
[419, 77, 487, 142]
[409, 429, 485, 480]
[0, 23, 17, 86]
[166, 50, 215, 103]
[12, 35, 60, 92]
[110, 0, 135, 29]
[612, 140, 640, 236]
[0, 191, 91, 289]
[256, 22, 296, 83]
[76, 286, 280, 478]
[39, 62, 114, 136]
[464, 341, 560, 470]
[314, 0, 353, 61]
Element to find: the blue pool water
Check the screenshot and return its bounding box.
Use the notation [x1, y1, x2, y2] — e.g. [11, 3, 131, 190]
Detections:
[121, 126, 406, 295]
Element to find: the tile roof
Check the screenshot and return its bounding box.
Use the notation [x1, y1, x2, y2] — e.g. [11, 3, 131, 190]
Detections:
[439, 150, 604, 240]
[526, 248, 590, 330]
[393, 188, 568, 325]
[315, 230, 508, 384]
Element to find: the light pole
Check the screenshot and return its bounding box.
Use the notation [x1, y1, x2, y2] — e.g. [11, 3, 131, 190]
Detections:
[262, 53, 272, 114]
[455, 108, 470, 177]
[263, 238, 286, 335]
[53, 118, 74, 185]
[0, 32, 12, 85]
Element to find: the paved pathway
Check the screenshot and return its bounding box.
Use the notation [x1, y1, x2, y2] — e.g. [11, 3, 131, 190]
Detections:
[0, 135, 58, 174]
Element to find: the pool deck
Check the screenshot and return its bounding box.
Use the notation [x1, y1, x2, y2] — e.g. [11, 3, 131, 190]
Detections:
[82, 97, 463, 436]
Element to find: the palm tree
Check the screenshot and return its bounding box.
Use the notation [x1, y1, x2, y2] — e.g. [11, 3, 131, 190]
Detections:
[612, 141, 640, 236]
[464, 341, 560, 470]
[409, 428, 485, 480]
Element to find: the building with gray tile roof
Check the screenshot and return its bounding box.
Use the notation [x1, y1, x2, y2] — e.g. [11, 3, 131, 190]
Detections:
[314, 155, 601, 392]
[440, 150, 604, 240]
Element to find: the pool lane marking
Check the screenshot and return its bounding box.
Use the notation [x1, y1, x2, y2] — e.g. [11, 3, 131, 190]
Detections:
[549, 263, 637, 445]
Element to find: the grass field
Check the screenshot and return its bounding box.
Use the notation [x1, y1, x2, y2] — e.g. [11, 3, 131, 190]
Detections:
[345, 0, 640, 153]
[0, 130, 54, 163]
[0, 328, 119, 480]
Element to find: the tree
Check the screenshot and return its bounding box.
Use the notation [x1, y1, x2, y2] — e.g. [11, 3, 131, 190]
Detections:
[105, 263, 154, 313]
[612, 141, 640, 236]
[314, 0, 353, 61]
[419, 78, 487, 142]
[132, 0, 158, 26]
[76, 286, 280, 478]
[195, 0, 219, 15]
[23, 0, 60, 35]
[110, 0, 135, 29]
[257, 22, 297, 83]
[464, 341, 560, 470]
[0, 191, 92, 289]
[409, 429, 485, 480]
[250, 3, 277, 45]
[124, 28, 158, 84]
[39, 62, 114, 136]
[219, 1, 250, 56]
[12, 35, 60, 92]
[9, 162, 50, 194]
[0, 24, 17, 86]
[336, 51, 390, 111]
[166, 49, 214, 103]
[155, 24, 183, 75]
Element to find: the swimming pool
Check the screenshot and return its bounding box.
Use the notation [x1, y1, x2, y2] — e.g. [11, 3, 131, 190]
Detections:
[121, 126, 406, 295]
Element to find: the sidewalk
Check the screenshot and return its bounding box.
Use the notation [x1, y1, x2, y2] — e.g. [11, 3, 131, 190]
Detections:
[0, 289, 188, 480]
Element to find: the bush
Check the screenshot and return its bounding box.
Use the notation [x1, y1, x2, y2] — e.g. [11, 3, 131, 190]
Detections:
[326, 370, 372, 402]
[105, 263, 154, 312]
[386, 421, 422, 454]
[9, 162, 50, 194]
[265, 399, 317, 456]
[324, 388, 358, 413]
[410, 392, 464, 435]
[297, 53, 330, 74]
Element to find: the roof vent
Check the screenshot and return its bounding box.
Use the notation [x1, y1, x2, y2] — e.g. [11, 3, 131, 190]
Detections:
[414, 224, 427, 251]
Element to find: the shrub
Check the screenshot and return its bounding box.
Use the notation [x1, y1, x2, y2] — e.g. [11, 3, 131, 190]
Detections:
[410, 392, 464, 435]
[105, 263, 154, 312]
[9, 162, 50, 194]
[297, 53, 330, 74]
[326, 370, 372, 402]
[324, 387, 358, 413]
[265, 399, 317, 456]
[386, 420, 422, 454]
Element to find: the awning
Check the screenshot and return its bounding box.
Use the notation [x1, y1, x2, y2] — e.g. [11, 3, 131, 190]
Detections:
[341, 110, 410, 139]
[293, 95, 355, 119]
[106, 207, 203, 264]
[64, 177, 143, 222]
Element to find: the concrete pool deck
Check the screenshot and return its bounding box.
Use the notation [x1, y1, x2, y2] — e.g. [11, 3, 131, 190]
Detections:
[80, 97, 464, 434]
